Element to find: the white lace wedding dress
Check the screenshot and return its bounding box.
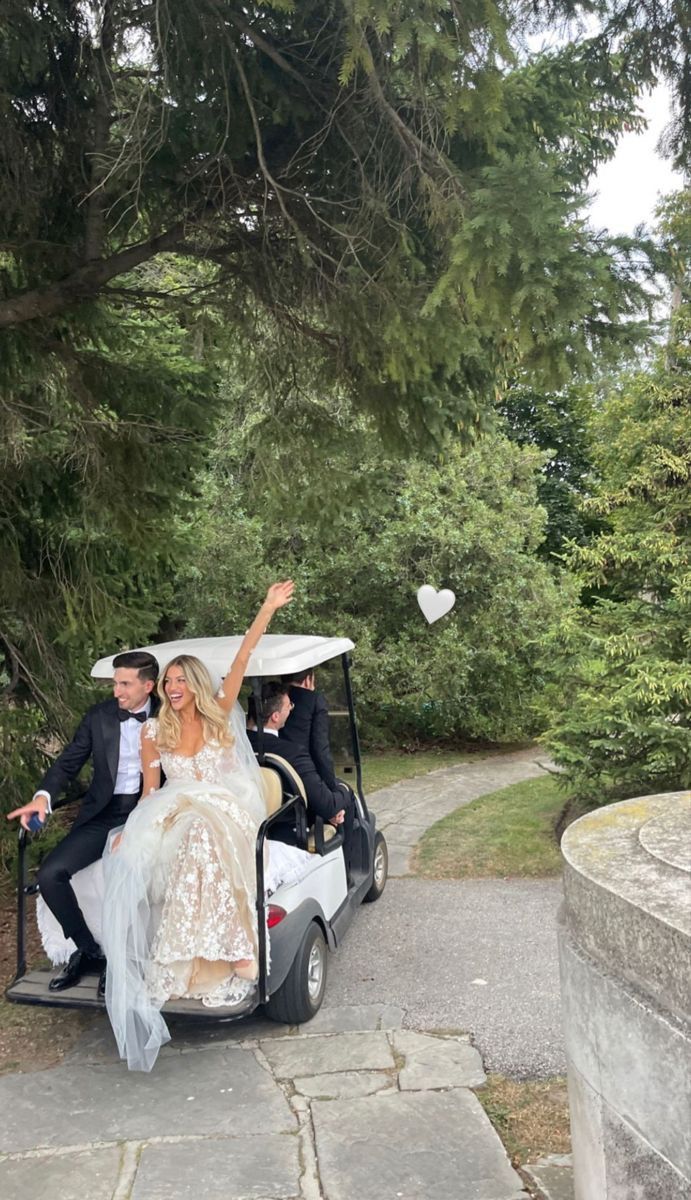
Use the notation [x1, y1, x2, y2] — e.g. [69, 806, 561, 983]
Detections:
[99, 705, 310, 1072]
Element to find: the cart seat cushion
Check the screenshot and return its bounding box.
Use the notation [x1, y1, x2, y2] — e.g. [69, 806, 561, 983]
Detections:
[263, 752, 308, 804]
[260, 766, 284, 816]
[307, 824, 337, 852]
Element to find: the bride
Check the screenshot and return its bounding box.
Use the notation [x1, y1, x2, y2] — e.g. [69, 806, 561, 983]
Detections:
[102, 580, 297, 1071]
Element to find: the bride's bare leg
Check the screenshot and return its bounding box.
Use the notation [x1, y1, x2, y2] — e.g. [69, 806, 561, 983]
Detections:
[231, 958, 258, 981]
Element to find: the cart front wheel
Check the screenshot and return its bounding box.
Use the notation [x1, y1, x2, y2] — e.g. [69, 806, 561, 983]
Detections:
[364, 832, 388, 902]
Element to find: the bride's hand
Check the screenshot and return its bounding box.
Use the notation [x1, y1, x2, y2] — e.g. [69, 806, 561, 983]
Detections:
[264, 580, 294, 612]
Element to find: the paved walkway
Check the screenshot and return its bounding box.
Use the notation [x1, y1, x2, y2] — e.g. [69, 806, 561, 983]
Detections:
[371, 745, 553, 876]
[0, 1005, 527, 1200]
[329, 746, 566, 1078]
[325, 876, 565, 1077]
[1, 748, 570, 1200]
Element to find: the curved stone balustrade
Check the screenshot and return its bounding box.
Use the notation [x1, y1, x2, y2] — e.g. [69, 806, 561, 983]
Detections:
[559, 792, 691, 1200]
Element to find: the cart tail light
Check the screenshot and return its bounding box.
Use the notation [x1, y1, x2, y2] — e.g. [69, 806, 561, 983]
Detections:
[267, 904, 287, 928]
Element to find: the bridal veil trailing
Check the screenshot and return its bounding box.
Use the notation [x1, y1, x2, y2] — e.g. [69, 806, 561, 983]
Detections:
[102, 703, 286, 1071]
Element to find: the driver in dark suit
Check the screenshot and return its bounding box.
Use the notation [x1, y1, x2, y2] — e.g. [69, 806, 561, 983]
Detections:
[7, 650, 159, 992]
[279, 669, 337, 789]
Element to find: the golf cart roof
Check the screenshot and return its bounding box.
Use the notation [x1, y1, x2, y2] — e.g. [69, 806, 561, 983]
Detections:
[91, 634, 355, 687]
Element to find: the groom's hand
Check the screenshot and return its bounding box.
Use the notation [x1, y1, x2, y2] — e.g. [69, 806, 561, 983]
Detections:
[7, 795, 49, 831]
[329, 809, 345, 827]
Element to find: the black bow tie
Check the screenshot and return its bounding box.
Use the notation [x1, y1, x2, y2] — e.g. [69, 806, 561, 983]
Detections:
[118, 709, 147, 723]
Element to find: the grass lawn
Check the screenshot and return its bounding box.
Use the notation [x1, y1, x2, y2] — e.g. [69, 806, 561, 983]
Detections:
[475, 1074, 571, 1167]
[360, 748, 470, 794]
[413, 774, 579, 879]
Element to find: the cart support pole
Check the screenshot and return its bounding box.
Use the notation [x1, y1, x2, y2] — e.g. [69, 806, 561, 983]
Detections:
[15, 829, 27, 983]
[255, 829, 268, 1004]
[251, 677, 265, 764]
[342, 653, 367, 812]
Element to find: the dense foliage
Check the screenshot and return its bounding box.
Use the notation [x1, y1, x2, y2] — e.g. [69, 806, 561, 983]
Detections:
[542, 198, 691, 802]
[180, 418, 572, 745]
[498, 382, 601, 559]
[0, 300, 216, 835]
[0, 1, 665, 408]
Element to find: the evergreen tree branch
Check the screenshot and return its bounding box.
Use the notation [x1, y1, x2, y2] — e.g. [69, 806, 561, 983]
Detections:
[0, 223, 187, 327]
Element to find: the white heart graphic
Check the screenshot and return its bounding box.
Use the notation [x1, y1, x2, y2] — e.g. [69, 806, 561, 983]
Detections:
[417, 585, 456, 624]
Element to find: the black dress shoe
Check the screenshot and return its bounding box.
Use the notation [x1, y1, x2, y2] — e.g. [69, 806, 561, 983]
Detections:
[97, 965, 107, 1000]
[49, 950, 105, 992]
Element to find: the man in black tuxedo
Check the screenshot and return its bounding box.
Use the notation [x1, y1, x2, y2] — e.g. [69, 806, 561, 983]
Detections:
[7, 650, 159, 992]
[246, 682, 355, 877]
[279, 669, 337, 789]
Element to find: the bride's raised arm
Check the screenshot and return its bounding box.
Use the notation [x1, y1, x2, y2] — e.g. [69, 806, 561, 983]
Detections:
[216, 580, 294, 714]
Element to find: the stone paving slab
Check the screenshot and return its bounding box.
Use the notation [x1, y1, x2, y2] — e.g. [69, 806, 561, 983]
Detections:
[294, 1070, 396, 1100]
[288, 1003, 403, 1035]
[260, 1030, 394, 1078]
[312, 1089, 525, 1200]
[382, 822, 432, 840]
[0, 1147, 122, 1200]
[383, 845, 412, 875]
[522, 1155, 575, 1200]
[394, 1030, 486, 1090]
[0, 1047, 293, 1153]
[132, 1135, 301, 1200]
[66, 1013, 297, 1066]
[67, 1005, 405, 1067]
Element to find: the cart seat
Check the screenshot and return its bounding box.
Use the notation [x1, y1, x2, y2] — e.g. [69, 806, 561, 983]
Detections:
[259, 752, 337, 851]
[263, 752, 307, 805]
[260, 765, 287, 817]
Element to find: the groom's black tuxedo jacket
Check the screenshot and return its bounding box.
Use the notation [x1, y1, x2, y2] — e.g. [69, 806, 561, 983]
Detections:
[37, 695, 161, 828]
[246, 729, 347, 825]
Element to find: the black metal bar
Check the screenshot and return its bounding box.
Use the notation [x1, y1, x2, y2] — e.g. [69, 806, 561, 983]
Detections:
[341, 652, 367, 814]
[254, 795, 302, 1004]
[15, 829, 28, 983]
[251, 676, 265, 764]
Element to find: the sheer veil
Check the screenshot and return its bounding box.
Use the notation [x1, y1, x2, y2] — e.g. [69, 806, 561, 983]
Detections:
[229, 700, 265, 819]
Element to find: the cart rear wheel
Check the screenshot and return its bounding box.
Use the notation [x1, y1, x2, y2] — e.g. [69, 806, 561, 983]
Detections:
[264, 921, 327, 1025]
[364, 832, 388, 902]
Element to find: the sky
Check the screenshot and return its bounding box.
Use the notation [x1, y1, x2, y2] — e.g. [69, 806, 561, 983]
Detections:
[587, 86, 683, 234]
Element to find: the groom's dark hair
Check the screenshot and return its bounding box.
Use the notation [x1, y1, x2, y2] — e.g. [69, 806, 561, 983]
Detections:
[112, 650, 159, 684]
[247, 681, 288, 724]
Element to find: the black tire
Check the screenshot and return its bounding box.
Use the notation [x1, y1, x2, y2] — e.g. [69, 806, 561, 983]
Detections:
[364, 831, 388, 902]
[264, 921, 328, 1025]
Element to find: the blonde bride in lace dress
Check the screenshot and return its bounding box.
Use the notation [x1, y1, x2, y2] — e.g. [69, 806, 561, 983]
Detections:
[102, 581, 295, 1071]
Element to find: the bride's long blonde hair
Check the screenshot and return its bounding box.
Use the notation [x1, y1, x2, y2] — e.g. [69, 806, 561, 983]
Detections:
[156, 655, 235, 751]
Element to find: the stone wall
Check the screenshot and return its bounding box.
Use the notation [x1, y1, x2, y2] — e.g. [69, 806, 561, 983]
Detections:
[559, 792, 691, 1200]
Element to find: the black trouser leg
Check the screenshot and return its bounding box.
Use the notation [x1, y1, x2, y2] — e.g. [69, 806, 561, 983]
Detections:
[37, 810, 124, 957]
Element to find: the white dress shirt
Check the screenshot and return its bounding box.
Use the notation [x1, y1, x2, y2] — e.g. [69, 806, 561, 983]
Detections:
[114, 700, 152, 794]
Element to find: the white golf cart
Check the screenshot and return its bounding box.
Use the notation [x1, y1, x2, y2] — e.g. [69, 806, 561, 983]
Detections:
[7, 635, 388, 1026]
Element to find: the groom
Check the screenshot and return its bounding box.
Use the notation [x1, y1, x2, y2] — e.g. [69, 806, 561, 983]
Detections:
[7, 650, 159, 992]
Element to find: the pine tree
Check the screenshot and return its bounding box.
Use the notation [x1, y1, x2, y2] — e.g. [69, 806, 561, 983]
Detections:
[542, 192, 691, 803]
